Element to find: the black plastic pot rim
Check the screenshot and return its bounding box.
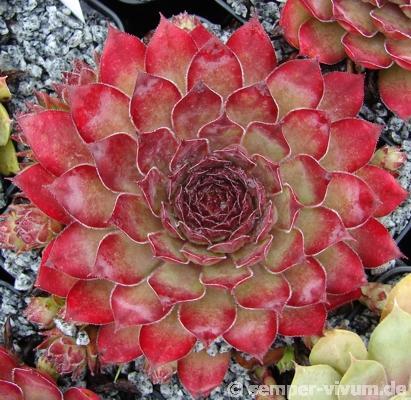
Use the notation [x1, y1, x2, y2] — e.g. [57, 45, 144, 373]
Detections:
[376, 264, 411, 283]
[212, 0, 247, 24]
[84, 0, 125, 31]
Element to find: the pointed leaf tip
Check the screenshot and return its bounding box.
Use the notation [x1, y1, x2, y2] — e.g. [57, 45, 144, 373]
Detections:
[187, 38, 243, 98]
[146, 16, 197, 93]
[227, 17, 277, 84]
[100, 25, 146, 96]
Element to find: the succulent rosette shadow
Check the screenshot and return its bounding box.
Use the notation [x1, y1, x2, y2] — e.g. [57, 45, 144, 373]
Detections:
[10, 14, 407, 398]
[280, 0, 411, 119]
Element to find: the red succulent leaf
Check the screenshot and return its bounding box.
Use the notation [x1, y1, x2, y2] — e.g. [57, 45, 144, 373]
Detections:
[179, 286, 236, 346]
[265, 228, 305, 273]
[0, 347, 18, 380]
[379, 65, 411, 120]
[281, 108, 330, 159]
[14, 164, 70, 224]
[0, 381, 23, 400]
[138, 168, 167, 216]
[178, 350, 231, 399]
[284, 258, 326, 306]
[172, 81, 222, 139]
[234, 264, 291, 311]
[65, 280, 114, 324]
[226, 82, 278, 128]
[187, 37, 243, 98]
[35, 91, 69, 111]
[97, 323, 142, 364]
[137, 128, 178, 175]
[227, 17, 277, 85]
[299, 19, 346, 64]
[145, 360, 177, 385]
[214, 146, 256, 170]
[189, 24, 214, 48]
[300, 0, 334, 21]
[111, 282, 171, 327]
[13, 368, 63, 400]
[266, 59, 324, 118]
[280, 0, 311, 48]
[250, 154, 282, 195]
[319, 72, 364, 122]
[323, 172, 379, 228]
[356, 165, 408, 217]
[342, 33, 393, 69]
[99, 25, 146, 96]
[401, 4, 411, 19]
[385, 38, 411, 70]
[223, 307, 277, 362]
[145, 15, 197, 93]
[316, 242, 366, 294]
[94, 231, 158, 285]
[130, 72, 181, 133]
[139, 309, 196, 366]
[170, 139, 209, 172]
[207, 235, 249, 254]
[332, 0, 377, 37]
[67, 83, 135, 143]
[198, 113, 243, 151]
[370, 3, 411, 40]
[295, 207, 350, 255]
[272, 185, 302, 231]
[88, 133, 140, 194]
[200, 259, 252, 290]
[62, 71, 80, 86]
[280, 155, 331, 206]
[253, 201, 277, 242]
[160, 202, 184, 239]
[348, 218, 402, 268]
[242, 122, 290, 163]
[320, 118, 381, 172]
[48, 165, 118, 228]
[46, 223, 108, 279]
[231, 235, 273, 268]
[18, 111, 93, 176]
[80, 70, 96, 85]
[36, 240, 78, 296]
[181, 242, 226, 266]
[278, 304, 326, 336]
[148, 262, 204, 307]
[64, 387, 101, 400]
[148, 231, 188, 264]
[326, 288, 362, 311]
[110, 194, 162, 243]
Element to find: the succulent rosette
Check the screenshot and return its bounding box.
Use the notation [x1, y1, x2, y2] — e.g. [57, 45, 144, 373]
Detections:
[290, 274, 411, 400]
[0, 346, 99, 400]
[280, 0, 411, 119]
[0, 204, 62, 252]
[11, 15, 407, 397]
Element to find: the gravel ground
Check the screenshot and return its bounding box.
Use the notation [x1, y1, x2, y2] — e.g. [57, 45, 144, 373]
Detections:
[0, 0, 410, 399]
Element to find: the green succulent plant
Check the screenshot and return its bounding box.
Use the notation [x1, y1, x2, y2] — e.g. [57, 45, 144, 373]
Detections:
[290, 275, 411, 400]
[0, 76, 19, 175]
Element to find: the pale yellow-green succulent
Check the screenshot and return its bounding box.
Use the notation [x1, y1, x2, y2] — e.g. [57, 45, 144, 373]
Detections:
[0, 76, 18, 175]
[290, 275, 411, 400]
